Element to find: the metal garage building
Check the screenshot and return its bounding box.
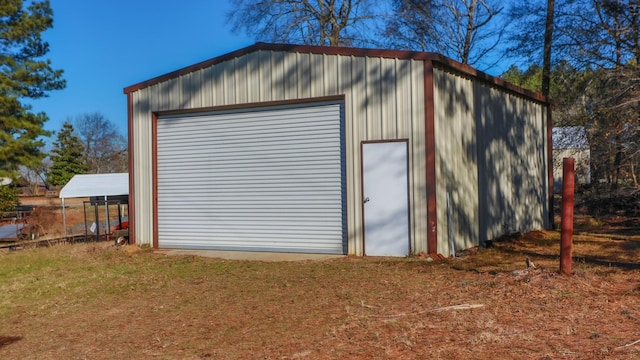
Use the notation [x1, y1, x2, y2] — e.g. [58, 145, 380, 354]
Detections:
[124, 43, 551, 257]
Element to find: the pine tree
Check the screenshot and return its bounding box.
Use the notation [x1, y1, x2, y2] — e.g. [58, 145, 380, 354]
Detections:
[47, 122, 88, 186]
[0, 185, 19, 212]
[0, 0, 65, 178]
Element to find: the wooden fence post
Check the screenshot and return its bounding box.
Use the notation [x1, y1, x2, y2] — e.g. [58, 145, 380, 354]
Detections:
[560, 157, 575, 275]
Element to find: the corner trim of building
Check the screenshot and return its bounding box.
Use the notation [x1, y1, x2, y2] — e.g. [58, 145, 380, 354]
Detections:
[127, 93, 136, 245]
[151, 112, 159, 249]
[424, 61, 438, 254]
[547, 105, 555, 228]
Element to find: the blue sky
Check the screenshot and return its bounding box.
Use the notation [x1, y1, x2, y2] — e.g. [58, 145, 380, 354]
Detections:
[31, 1, 515, 142]
[30, 0, 252, 139]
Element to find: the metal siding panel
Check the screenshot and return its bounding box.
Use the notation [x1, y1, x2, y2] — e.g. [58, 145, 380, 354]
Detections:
[202, 66, 214, 107]
[235, 56, 249, 103]
[156, 103, 345, 254]
[476, 87, 549, 242]
[190, 71, 203, 109]
[433, 68, 479, 256]
[409, 60, 426, 254]
[149, 84, 159, 115]
[258, 51, 272, 102]
[132, 90, 153, 246]
[345, 55, 365, 255]
[157, 82, 168, 111]
[182, 73, 191, 108]
[212, 64, 225, 106]
[297, 53, 311, 98]
[171, 77, 181, 109]
[283, 52, 298, 100]
[246, 52, 261, 103]
[310, 54, 324, 97]
[323, 54, 338, 95]
[191, 71, 199, 108]
[271, 51, 285, 100]
[366, 57, 382, 139]
[223, 60, 236, 104]
[433, 70, 446, 255]
[433, 67, 548, 255]
[380, 58, 397, 138]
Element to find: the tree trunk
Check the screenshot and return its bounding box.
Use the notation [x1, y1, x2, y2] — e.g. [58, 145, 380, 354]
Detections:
[542, 0, 555, 98]
[462, 0, 478, 64]
[612, 134, 623, 189]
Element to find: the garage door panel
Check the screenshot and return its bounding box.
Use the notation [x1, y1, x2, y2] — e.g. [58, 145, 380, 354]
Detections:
[157, 102, 345, 254]
[157, 141, 340, 158]
[160, 108, 339, 131]
[158, 166, 341, 177]
[157, 133, 340, 149]
[158, 220, 343, 228]
[157, 184, 340, 192]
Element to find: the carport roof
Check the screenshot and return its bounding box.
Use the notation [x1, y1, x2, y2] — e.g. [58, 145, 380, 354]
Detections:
[59, 173, 128, 199]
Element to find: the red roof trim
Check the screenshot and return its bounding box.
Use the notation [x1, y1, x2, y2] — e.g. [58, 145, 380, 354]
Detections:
[123, 42, 548, 103]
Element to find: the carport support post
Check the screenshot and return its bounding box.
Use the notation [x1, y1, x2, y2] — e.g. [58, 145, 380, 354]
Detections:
[62, 198, 67, 237]
[560, 157, 575, 275]
[104, 195, 110, 239]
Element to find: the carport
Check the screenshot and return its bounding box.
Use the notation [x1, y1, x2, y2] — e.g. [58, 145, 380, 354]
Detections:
[59, 173, 129, 237]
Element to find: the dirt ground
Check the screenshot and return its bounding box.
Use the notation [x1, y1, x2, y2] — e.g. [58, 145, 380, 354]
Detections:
[0, 192, 638, 359]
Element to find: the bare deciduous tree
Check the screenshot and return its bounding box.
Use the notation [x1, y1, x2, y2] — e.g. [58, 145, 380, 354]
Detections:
[19, 160, 51, 195]
[385, 0, 505, 67]
[73, 113, 127, 174]
[227, 0, 379, 46]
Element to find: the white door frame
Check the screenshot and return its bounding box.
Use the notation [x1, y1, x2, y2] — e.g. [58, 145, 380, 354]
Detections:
[361, 140, 411, 256]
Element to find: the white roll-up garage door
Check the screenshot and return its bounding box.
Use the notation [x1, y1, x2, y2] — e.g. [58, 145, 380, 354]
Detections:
[156, 102, 345, 254]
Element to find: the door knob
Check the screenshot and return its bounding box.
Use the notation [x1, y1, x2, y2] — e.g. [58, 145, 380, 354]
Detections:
[364, 197, 370, 204]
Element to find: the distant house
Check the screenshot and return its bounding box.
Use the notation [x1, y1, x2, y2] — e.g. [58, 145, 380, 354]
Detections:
[553, 126, 591, 191]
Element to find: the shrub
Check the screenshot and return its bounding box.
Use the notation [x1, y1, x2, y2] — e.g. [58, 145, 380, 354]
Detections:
[0, 186, 19, 212]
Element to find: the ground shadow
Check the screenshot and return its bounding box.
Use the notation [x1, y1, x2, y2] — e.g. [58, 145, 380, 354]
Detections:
[0, 336, 22, 349]
[497, 246, 640, 271]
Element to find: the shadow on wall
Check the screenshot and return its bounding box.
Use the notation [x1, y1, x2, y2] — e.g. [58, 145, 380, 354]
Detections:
[437, 68, 548, 253]
[474, 81, 548, 243]
[436, 70, 479, 254]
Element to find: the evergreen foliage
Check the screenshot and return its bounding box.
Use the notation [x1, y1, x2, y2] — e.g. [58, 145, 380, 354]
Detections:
[0, 0, 65, 178]
[0, 185, 19, 212]
[47, 122, 88, 186]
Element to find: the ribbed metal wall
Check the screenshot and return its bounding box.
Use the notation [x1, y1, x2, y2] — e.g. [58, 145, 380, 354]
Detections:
[130, 50, 426, 255]
[156, 103, 345, 253]
[433, 68, 479, 256]
[433, 67, 549, 256]
[131, 91, 153, 245]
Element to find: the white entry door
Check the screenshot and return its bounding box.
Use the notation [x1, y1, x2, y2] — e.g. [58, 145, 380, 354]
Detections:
[362, 141, 410, 256]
